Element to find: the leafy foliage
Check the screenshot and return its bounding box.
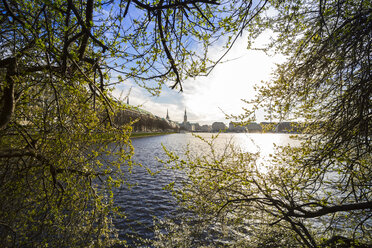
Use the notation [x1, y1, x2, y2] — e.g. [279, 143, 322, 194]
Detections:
[157, 0, 372, 247]
[0, 0, 264, 246]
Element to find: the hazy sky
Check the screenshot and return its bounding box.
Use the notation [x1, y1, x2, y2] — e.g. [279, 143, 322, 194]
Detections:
[112, 32, 284, 125]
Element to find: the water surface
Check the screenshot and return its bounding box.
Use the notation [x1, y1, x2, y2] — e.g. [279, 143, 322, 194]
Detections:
[114, 133, 298, 245]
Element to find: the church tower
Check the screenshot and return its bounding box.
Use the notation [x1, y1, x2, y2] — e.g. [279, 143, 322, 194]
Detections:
[166, 109, 170, 120]
[183, 108, 187, 123]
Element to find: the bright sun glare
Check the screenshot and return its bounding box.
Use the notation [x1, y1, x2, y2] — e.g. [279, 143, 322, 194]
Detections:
[113, 31, 285, 125]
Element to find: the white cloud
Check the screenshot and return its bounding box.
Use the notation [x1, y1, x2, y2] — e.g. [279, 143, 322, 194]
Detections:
[111, 31, 285, 125]
[182, 32, 285, 124]
[111, 81, 185, 121]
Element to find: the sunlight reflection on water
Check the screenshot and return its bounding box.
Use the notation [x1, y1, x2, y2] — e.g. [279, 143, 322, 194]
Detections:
[184, 132, 301, 163]
[114, 133, 300, 246]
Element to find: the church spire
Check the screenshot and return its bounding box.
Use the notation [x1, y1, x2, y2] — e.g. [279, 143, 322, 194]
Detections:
[166, 109, 170, 120]
[183, 108, 187, 123]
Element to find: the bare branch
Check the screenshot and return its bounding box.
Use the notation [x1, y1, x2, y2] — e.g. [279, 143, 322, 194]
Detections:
[287, 201, 372, 218]
[67, 0, 108, 52]
[132, 0, 219, 12]
[156, 8, 182, 91]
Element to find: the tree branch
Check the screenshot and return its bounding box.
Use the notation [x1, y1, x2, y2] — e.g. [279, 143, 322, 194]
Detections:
[288, 201, 372, 218]
[132, 0, 219, 12]
[78, 0, 94, 60]
[192, 3, 215, 28]
[2, 0, 26, 26]
[0, 58, 16, 130]
[0, 149, 36, 158]
[67, 0, 108, 52]
[156, 8, 182, 90]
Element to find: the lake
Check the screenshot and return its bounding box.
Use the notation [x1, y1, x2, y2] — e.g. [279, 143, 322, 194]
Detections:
[113, 133, 299, 246]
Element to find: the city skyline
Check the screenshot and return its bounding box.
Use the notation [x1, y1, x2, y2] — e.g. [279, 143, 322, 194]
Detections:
[112, 32, 285, 125]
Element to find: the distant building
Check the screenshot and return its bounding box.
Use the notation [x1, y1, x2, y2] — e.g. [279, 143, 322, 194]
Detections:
[180, 108, 190, 131]
[179, 108, 202, 132]
[194, 123, 201, 131]
[228, 122, 246, 132]
[166, 109, 170, 121]
[200, 125, 212, 132]
[182, 122, 192, 131]
[275, 122, 300, 133]
[246, 122, 262, 133]
[164, 109, 179, 130]
[115, 103, 179, 132]
[212, 122, 227, 132]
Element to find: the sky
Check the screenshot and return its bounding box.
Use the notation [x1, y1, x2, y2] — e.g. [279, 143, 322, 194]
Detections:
[111, 32, 285, 125]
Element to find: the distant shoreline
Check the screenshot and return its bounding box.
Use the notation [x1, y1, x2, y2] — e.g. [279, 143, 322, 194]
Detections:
[130, 132, 176, 139]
